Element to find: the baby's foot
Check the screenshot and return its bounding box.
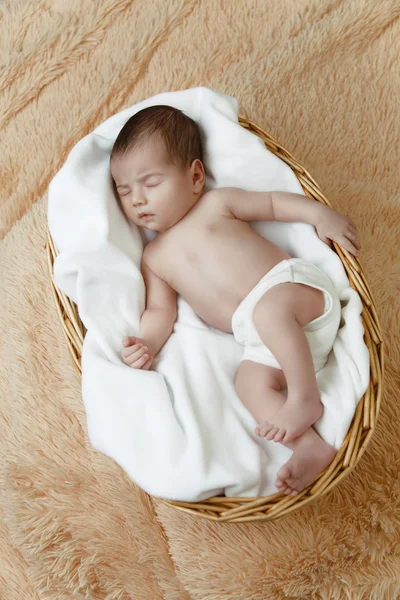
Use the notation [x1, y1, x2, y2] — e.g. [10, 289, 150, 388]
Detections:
[274, 438, 336, 496]
[255, 393, 323, 444]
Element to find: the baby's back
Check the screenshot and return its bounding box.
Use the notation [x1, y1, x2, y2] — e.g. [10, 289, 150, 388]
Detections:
[147, 189, 291, 332]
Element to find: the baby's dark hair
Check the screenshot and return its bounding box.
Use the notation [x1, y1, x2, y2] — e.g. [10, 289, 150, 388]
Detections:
[110, 105, 204, 171]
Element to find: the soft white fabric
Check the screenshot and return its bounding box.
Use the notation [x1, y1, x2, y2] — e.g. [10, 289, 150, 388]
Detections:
[47, 86, 370, 501]
[231, 257, 342, 372]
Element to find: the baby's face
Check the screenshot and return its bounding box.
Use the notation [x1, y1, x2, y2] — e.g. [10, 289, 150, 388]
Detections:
[110, 138, 204, 233]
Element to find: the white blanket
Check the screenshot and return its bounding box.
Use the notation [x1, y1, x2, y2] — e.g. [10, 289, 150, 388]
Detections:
[47, 86, 370, 501]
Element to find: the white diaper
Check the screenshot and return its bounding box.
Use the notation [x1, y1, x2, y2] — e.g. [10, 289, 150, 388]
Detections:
[231, 258, 342, 373]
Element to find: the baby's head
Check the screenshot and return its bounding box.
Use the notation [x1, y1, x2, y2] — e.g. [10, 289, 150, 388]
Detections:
[110, 105, 206, 233]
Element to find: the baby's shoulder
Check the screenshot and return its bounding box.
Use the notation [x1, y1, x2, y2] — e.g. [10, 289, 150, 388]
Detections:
[142, 239, 158, 265]
[205, 186, 247, 207]
[212, 185, 246, 197]
[142, 238, 167, 276]
[203, 186, 246, 218]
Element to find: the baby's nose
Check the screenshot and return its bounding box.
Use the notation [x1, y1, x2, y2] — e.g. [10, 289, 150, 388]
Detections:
[134, 193, 147, 205]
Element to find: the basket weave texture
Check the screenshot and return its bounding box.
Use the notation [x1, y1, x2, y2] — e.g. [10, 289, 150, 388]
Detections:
[46, 117, 384, 523]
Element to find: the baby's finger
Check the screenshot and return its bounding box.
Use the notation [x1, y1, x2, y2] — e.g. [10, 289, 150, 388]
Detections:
[125, 346, 148, 365]
[317, 231, 333, 247]
[131, 352, 149, 369]
[346, 230, 361, 249]
[121, 342, 142, 358]
[141, 356, 153, 370]
[348, 219, 357, 230]
[339, 236, 359, 256]
[122, 336, 137, 347]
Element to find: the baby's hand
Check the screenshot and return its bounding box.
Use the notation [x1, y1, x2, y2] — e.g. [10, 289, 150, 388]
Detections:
[121, 336, 154, 370]
[314, 206, 361, 256]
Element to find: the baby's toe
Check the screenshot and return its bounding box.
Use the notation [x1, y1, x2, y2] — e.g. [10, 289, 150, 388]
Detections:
[255, 424, 269, 437]
[276, 463, 292, 485]
[260, 422, 274, 437]
[274, 479, 285, 490]
[277, 483, 292, 495]
[266, 426, 280, 440]
[273, 428, 287, 443]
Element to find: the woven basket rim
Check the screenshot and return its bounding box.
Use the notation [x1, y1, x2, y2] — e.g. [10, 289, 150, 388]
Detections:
[46, 115, 384, 522]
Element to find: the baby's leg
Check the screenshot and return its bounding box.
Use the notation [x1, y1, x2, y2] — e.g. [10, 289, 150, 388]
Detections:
[251, 282, 324, 443]
[234, 360, 336, 496]
[234, 360, 288, 434]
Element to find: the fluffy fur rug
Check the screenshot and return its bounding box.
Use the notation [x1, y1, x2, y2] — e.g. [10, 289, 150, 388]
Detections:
[1, 1, 399, 598]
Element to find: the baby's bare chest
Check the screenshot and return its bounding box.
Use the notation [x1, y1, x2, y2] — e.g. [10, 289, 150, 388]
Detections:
[153, 216, 289, 303]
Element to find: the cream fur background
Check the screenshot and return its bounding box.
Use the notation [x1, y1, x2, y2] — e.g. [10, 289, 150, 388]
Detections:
[1, 1, 400, 598]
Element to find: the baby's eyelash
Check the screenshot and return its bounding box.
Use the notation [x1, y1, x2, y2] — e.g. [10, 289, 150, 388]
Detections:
[119, 183, 160, 196]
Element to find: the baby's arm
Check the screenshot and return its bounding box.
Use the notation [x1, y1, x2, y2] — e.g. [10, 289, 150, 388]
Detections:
[139, 306, 177, 357]
[271, 191, 361, 255]
[220, 187, 361, 256]
[121, 251, 177, 369]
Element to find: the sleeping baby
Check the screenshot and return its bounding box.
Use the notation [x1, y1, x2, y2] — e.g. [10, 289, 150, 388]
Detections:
[110, 105, 361, 498]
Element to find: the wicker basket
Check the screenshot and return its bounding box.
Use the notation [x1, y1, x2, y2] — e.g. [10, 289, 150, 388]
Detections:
[46, 116, 384, 523]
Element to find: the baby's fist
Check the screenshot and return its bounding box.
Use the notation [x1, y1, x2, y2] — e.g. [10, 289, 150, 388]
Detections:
[121, 336, 154, 370]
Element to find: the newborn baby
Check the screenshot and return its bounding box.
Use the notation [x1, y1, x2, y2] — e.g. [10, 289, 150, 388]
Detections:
[110, 105, 361, 498]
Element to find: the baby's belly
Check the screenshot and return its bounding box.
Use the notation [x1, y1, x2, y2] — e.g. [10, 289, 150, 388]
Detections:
[178, 285, 245, 332]
[170, 242, 291, 332]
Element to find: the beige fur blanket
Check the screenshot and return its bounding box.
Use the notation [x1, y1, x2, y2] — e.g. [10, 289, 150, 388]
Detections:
[1, 1, 399, 598]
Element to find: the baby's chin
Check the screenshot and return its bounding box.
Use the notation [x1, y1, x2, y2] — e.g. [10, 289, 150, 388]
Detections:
[134, 220, 160, 231]
[124, 214, 163, 231]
